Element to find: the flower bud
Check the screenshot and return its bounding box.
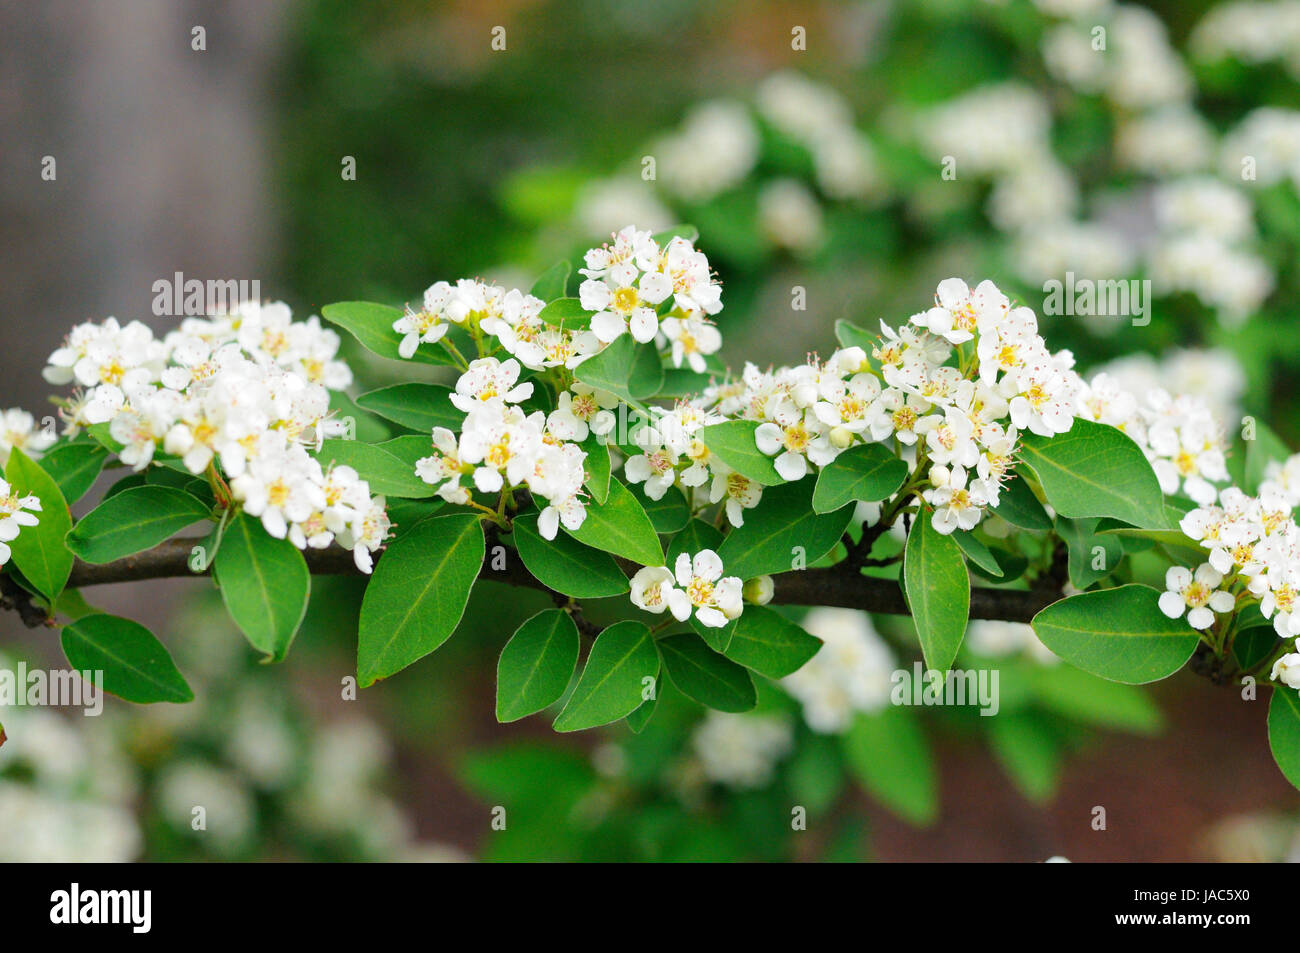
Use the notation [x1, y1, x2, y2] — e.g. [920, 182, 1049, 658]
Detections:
[829, 426, 854, 449]
[743, 574, 775, 605]
[929, 464, 950, 488]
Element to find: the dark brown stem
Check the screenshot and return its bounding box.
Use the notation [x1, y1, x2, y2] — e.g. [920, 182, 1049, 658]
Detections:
[52, 534, 1060, 624]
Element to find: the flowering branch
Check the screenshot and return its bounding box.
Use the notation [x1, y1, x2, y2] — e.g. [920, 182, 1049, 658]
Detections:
[31, 533, 1061, 626]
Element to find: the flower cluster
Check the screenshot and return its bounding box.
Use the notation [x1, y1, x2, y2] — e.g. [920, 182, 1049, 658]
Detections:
[396, 228, 729, 540]
[578, 225, 723, 370]
[1076, 374, 1229, 504]
[629, 550, 743, 628]
[414, 357, 589, 540]
[41, 302, 389, 572]
[1178, 461, 1300, 639]
[723, 278, 1080, 534]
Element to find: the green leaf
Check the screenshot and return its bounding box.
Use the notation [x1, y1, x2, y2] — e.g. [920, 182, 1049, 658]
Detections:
[553, 620, 659, 732]
[812, 443, 908, 513]
[212, 512, 310, 662]
[632, 483, 690, 534]
[355, 383, 462, 434]
[667, 518, 723, 565]
[1268, 688, 1300, 790]
[690, 615, 737, 653]
[843, 707, 938, 826]
[538, 297, 592, 327]
[952, 531, 1002, 577]
[564, 477, 663, 567]
[86, 422, 124, 454]
[357, 513, 484, 686]
[101, 472, 146, 499]
[903, 508, 969, 672]
[659, 632, 757, 712]
[321, 301, 456, 366]
[1233, 621, 1276, 672]
[1031, 584, 1199, 684]
[4, 448, 74, 599]
[834, 318, 874, 350]
[61, 613, 193, 704]
[384, 498, 445, 537]
[722, 605, 822, 679]
[573, 335, 663, 404]
[314, 438, 434, 499]
[496, 609, 581, 722]
[66, 486, 211, 564]
[375, 434, 435, 470]
[1018, 419, 1164, 527]
[698, 421, 784, 487]
[987, 713, 1060, 804]
[966, 544, 1028, 583]
[512, 511, 628, 598]
[625, 690, 658, 733]
[580, 433, 611, 504]
[1056, 517, 1122, 590]
[37, 442, 108, 503]
[659, 367, 715, 398]
[716, 479, 854, 580]
[529, 260, 571, 301]
[992, 472, 1053, 530]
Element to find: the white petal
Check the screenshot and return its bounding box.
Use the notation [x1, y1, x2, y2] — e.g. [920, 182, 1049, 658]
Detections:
[693, 549, 723, 581]
[1157, 590, 1186, 619]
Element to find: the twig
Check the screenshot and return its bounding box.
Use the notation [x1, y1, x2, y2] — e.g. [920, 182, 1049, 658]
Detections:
[50, 534, 1061, 624]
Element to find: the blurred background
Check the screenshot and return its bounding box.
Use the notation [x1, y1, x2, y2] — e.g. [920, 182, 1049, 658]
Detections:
[2, 0, 1300, 861]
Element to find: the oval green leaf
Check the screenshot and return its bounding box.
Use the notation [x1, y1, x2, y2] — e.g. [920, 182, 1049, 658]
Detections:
[812, 442, 908, 513]
[659, 632, 757, 712]
[716, 478, 854, 581]
[843, 707, 938, 826]
[212, 512, 310, 662]
[553, 620, 659, 732]
[321, 301, 457, 366]
[496, 609, 581, 723]
[4, 448, 74, 600]
[723, 605, 822, 679]
[1019, 419, 1164, 527]
[37, 441, 109, 504]
[67, 485, 211, 564]
[355, 383, 462, 434]
[698, 421, 784, 487]
[61, 613, 193, 704]
[358, 513, 485, 686]
[903, 508, 969, 673]
[1030, 584, 1199, 684]
[513, 512, 628, 599]
[564, 477, 664, 567]
[315, 438, 435, 499]
[1268, 688, 1300, 791]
